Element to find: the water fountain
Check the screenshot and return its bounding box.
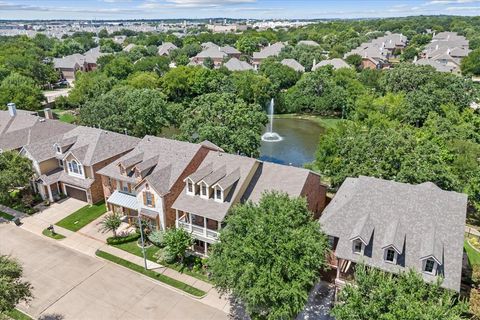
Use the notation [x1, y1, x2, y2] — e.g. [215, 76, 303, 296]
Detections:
[261, 99, 282, 142]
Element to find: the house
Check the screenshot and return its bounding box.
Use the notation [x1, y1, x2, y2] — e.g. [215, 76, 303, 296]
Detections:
[224, 57, 254, 71]
[420, 32, 469, 73]
[191, 45, 241, 68]
[414, 57, 456, 73]
[172, 152, 327, 256]
[97, 136, 223, 230]
[123, 43, 137, 52]
[281, 58, 305, 72]
[21, 126, 139, 204]
[313, 58, 351, 71]
[53, 47, 106, 81]
[0, 104, 75, 152]
[319, 176, 467, 292]
[297, 40, 320, 47]
[157, 42, 178, 56]
[252, 42, 285, 69]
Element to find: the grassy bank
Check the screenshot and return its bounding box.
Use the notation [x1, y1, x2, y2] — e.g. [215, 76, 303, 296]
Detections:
[56, 201, 106, 232]
[96, 250, 206, 297]
[274, 113, 343, 130]
[0, 211, 14, 220]
[465, 240, 480, 266]
[42, 228, 66, 240]
[4, 308, 32, 320]
[52, 109, 77, 124]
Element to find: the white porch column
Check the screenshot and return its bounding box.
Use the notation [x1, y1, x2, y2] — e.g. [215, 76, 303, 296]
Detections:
[175, 209, 179, 228]
[188, 212, 192, 232]
[205, 242, 208, 256]
[47, 184, 54, 202]
[203, 217, 207, 237]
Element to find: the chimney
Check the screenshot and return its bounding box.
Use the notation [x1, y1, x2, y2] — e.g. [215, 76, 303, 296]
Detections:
[7, 103, 16, 117]
[44, 107, 53, 120]
[413, 56, 418, 62]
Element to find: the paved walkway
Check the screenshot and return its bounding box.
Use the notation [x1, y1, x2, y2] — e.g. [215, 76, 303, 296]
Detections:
[1, 225, 228, 320]
[16, 199, 231, 313]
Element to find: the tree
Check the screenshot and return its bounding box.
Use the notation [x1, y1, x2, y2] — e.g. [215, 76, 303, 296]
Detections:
[79, 86, 173, 137]
[125, 72, 160, 89]
[229, 71, 274, 107]
[178, 92, 268, 157]
[236, 36, 263, 55]
[133, 56, 170, 75]
[461, 49, 480, 76]
[259, 58, 300, 91]
[203, 57, 215, 69]
[331, 264, 467, 320]
[345, 54, 362, 68]
[279, 44, 327, 71]
[0, 151, 34, 205]
[162, 228, 194, 263]
[103, 56, 134, 80]
[208, 192, 329, 320]
[0, 73, 44, 110]
[67, 71, 116, 107]
[99, 213, 122, 237]
[0, 255, 33, 314]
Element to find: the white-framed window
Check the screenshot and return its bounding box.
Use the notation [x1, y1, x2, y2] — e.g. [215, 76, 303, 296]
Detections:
[145, 192, 153, 206]
[187, 180, 194, 195]
[58, 159, 64, 167]
[68, 160, 83, 176]
[384, 248, 397, 263]
[214, 187, 223, 202]
[200, 182, 208, 198]
[353, 240, 364, 255]
[55, 144, 61, 154]
[122, 183, 129, 193]
[423, 258, 436, 274]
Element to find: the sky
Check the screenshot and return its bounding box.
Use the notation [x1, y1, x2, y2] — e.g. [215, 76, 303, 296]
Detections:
[1, 0, 480, 20]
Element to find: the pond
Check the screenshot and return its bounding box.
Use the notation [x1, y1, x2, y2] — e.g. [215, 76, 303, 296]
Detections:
[259, 117, 325, 167]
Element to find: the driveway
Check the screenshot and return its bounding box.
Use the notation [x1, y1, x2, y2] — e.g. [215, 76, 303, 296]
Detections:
[20, 198, 86, 234]
[0, 225, 227, 320]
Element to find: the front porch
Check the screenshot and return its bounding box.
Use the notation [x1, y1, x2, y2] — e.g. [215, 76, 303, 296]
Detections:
[175, 210, 220, 241]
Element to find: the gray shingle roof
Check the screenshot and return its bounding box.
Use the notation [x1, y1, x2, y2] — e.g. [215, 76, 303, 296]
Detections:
[253, 42, 285, 60]
[320, 176, 467, 291]
[313, 58, 351, 71]
[281, 59, 305, 72]
[195, 47, 227, 59]
[224, 58, 253, 71]
[297, 40, 319, 47]
[157, 42, 178, 56]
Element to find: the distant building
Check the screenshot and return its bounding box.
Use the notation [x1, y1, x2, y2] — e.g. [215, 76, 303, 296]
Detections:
[297, 40, 320, 47]
[53, 47, 107, 81]
[157, 42, 178, 56]
[252, 42, 286, 69]
[281, 58, 305, 72]
[191, 45, 241, 68]
[224, 58, 254, 71]
[206, 24, 248, 33]
[313, 58, 351, 71]
[420, 32, 470, 73]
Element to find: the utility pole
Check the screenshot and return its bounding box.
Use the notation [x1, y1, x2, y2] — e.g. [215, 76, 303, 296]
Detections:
[137, 214, 148, 270]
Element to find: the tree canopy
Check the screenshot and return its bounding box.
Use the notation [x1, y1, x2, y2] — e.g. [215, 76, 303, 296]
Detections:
[0, 73, 44, 110]
[0, 255, 33, 314]
[331, 264, 468, 320]
[0, 151, 34, 205]
[208, 192, 329, 320]
[177, 92, 267, 157]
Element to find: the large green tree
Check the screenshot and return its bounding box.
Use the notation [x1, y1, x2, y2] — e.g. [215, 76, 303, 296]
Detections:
[0, 151, 33, 206]
[0, 73, 44, 110]
[461, 49, 480, 76]
[0, 255, 33, 314]
[332, 265, 467, 320]
[68, 71, 116, 107]
[208, 192, 329, 320]
[177, 92, 267, 157]
[79, 86, 173, 137]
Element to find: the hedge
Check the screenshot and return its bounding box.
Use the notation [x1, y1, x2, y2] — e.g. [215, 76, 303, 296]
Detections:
[106, 233, 140, 245]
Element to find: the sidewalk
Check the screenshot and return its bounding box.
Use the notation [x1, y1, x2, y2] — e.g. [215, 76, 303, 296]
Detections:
[0, 204, 26, 219]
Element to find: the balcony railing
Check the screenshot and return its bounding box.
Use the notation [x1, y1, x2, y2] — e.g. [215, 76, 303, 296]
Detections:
[177, 220, 219, 240]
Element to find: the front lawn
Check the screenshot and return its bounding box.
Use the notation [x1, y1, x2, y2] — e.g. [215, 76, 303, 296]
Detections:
[0, 211, 14, 220]
[52, 109, 77, 124]
[55, 201, 106, 232]
[4, 308, 32, 320]
[96, 250, 206, 297]
[42, 228, 66, 240]
[465, 239, 480, 266]
[111, 236, 209, 282]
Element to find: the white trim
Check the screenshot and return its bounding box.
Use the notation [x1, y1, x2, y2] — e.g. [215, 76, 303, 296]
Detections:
[186, 178, 195, 196]
[352, 239, 364, 255]
[422, 258, 437, 275]
[214, 186, 223, 202]
[199, 181, 209, 199]
[384, 247, 397, 264]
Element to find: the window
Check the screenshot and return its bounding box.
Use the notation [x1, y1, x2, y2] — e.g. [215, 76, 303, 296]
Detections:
[55, 144, 61, 154]
[145, 192, 153, 206]
[215, 187, 222, 201]
[122, 184, 129, 193]
[385, 248, 396, 263]
[68, 160, 83, 175]
[424, 259, 436, 274]
[328, 236, 335, 249]
[353, 240, 363, 254]
[187, 181, 194, 194]
[58, 159, 63, 167]
[200, 183, 208, 197]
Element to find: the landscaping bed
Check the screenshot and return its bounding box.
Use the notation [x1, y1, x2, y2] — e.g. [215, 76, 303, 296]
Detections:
[42, 228, 66, 240]
[0, 210, 14, 221]
[95, 250, 206, 297]
[55, 201, 106, 232]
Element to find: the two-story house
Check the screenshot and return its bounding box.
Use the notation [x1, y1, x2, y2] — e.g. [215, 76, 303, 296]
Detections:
[21, 126, 139, 204]
[97, 136, 222, 230]
[319, 176, 467, 292]
[172, 152, 327, 256]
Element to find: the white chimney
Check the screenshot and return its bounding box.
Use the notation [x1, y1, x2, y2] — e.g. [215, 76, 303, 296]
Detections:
[44, 107, 53, 120]
[7, 103, 16, 117]
[413, 56, 418, 62]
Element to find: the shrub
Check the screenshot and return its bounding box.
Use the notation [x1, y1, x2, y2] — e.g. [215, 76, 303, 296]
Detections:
[470, 288, 480, 317]
[148, 230, 165, 247]
[106, 233, 140, 245]
[163, 228, 194, 263]
[473, 265, 480, 287]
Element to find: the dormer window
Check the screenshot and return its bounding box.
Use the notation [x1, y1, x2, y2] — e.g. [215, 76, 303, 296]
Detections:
[423, 258, 437, 275]
[214, 187, 223, 202]
[352, 239, 364, 255]
[384, 248, 397, 264]
[187, 180, 194, 195]
[200, 182, 209, 199]
[55, 144, 61, 154]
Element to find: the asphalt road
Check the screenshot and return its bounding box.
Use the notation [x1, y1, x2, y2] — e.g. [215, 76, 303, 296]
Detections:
[0, 225, 228, 320]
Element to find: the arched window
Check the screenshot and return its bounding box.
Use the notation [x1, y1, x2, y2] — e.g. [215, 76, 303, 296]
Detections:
[69, 160, 83, 175]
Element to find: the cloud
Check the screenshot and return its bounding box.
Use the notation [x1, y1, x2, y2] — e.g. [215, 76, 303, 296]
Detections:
[426, 0, 480, 5]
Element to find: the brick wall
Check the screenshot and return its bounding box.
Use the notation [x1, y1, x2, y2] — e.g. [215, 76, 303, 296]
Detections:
[300, 173, 327, 220]
[163, 147, 212, 228]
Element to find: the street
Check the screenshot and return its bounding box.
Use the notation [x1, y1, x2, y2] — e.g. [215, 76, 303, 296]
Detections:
[0, 225, 228, 320]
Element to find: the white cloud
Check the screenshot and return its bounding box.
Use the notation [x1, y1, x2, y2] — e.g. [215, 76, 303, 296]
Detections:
[426, 0, 480, 5]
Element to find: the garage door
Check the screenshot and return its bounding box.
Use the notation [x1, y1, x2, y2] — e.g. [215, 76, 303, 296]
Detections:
[65, 186, 87, 202]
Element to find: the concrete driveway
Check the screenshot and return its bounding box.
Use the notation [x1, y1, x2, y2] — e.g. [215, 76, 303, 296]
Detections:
[0, 225, 227, 320]
[20, 198, 86, 234]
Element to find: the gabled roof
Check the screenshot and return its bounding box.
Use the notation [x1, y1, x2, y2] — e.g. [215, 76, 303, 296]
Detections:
[253, 42, 285, 60]
[157, 42, 178, 56]
[313, 58, 351, 71]
[281, 58, 305, 72]
[195, 46, 227, 59]
[297, 40, 319, 46]
[220, 45, 241, 55]
[320, 176, 467, 291]
[201, 165, 227, 186]
[414, 58, 455, 73]
[224, 57, 253, 71]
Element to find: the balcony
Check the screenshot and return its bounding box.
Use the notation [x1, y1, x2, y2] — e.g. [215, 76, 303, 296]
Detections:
[177, 220, 219, 241]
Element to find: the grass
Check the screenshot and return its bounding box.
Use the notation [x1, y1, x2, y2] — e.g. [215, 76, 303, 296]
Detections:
[52, 109, 77, 124]
[55, 201, 106, 232]
[96, 250, 206, 297]
[112, 240, 210, 282]
[274, 113, 343, 130]
[465, 239, 480, 266]
[42, 228, 66, 240]
[4, 308, 32, 320]
[0, 211, 14, 220]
